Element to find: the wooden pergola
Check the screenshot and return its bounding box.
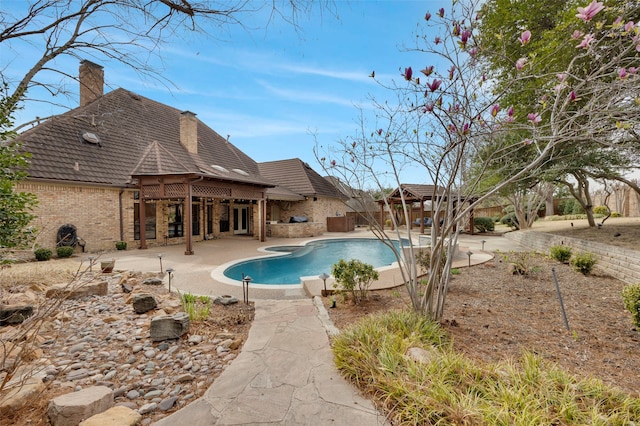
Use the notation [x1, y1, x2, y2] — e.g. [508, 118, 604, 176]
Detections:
[379, 184, 476, 235]
[134, 173, 272, 255]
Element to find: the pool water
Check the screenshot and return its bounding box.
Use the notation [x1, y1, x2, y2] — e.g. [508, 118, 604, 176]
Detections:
[223, 238, 404, 285]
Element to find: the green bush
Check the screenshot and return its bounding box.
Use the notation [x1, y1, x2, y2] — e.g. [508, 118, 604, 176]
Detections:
[549, 245, 572, 263]
[56, 246, 74, 258]
[593, 205, 609, 215]
[500, 212, 519, 229]
[34, 248, 52, 261]
[611, 212, 622, 218]
[331, 259, 379, 304]
[570, 252, 596, 275]
[622, 284, 640, 329]
[115, 241, 127, 250]
[558, 198, 584, 215]
[473, 217, 495, 233]
[492, 214, 501, 223]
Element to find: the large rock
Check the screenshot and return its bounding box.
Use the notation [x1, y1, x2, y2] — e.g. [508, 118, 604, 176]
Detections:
[150, 312, 190, 342]
[47, 386, 113, 426]
[132, 293, 157, 314]
[0, 376, 45, 414]
[46, 281, 108, 299]
[0, 304, 34, 325]
[79, 405, 141, 426]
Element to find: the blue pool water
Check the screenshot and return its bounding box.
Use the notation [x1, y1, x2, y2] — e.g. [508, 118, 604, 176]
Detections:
[223, 238, 405, 285]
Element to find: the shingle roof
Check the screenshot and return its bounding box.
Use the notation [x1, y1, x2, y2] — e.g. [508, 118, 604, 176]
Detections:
[258, 158, 347, 200]
[16, 88, 271, 187]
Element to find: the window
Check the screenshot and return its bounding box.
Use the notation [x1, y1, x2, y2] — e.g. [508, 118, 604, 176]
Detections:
[134, 202, 156, 240]
[219, 203, 229, 232]
[206, 203, 214, 234]
[168, 204, 183, 238]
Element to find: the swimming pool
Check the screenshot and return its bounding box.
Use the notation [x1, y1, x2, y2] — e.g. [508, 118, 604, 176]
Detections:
[222, 238, 405, 285]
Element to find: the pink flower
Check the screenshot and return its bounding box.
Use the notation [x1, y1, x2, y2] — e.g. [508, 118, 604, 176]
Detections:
[619, 68, 628, 79]
[629, 67, 638, 74]
[576, 0, 605, 22]
[403, 67, 413, 81]
[448, 124, 457, 134]
[462, 123, 471, 135]
[613, 16, 623, 29]
[557, 73, 567, 81]
[624, 21, 636, 33]
[448, 65, 456, 79]
[423, 103, 434, 113]
[523, 139, 533, 145]
[426, 79, 442, 92]
[460, 29, 472, 47]
[572, 30, 584, 40]
[569, 91, 578, 102]
[491, 104, 500, 117]
[330, 160, 336, 167]
[507, 106, 514, 117]
[425, 12, 431, 21]
[434, 36, 442, 45]
[515, 57, 527, 70]
[469, 47, 478, 57]
[420, 66, 434, 76]
[438, 8, 445, 17]
[527, 113, 541, 124]
[453, 24, 461, 36]
[554, 83, 567, 93]
[576, 33, 595, 49]
[518, 30, 531, 46]
[377, 129, 383, 135]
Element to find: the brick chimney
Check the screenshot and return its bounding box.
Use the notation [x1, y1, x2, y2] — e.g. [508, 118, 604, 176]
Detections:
[79, 60, 104, 107]
[180, 111, 198, 154]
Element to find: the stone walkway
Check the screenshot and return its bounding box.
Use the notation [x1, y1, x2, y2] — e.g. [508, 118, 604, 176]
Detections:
[154, 298, 388, 425]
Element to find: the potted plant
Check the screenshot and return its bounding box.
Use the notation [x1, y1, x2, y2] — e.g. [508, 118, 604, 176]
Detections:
[115, 241, 127, 250]
[101, 259, 116, 273]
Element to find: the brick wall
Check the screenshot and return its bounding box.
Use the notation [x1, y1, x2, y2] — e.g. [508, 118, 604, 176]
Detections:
[277, 197, 347, 231]
[17, 182, 124, 252]
[504, 230, 640, 284]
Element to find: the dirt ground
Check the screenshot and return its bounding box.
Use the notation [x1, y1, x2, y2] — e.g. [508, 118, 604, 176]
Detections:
[324, 220, 640, 397]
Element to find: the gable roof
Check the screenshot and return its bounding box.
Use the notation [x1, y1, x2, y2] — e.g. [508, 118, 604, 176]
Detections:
[324, 176, 378, 212]
[16, 88, 271, 187]
[258, 158, 347, 200]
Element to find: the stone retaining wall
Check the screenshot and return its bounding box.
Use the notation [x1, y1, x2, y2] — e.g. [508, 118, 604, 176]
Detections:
[504, 231, 640, 284]
[268, 222, 324, 238]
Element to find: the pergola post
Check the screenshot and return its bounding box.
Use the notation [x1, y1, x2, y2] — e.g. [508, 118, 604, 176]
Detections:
[259, 198, 267, 242]
[419, 199, 425, 234]
[184, 181, 193, 255]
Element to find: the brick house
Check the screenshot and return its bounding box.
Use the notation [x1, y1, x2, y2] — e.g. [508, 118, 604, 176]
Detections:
[14, 61, 346, 254]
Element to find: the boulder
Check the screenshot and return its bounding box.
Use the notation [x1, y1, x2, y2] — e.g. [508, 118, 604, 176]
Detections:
[132, 293, 157, 314]
[0, 304, 34, 325]
[0, 376, 45, 414]
[142, 277, 163, 286]
[79, 405, 141, 426]
[149, 313, 190, 342]
[213, 295, 239, 306]
[46, 281, 108, 299]
[48, 386, 113, 426]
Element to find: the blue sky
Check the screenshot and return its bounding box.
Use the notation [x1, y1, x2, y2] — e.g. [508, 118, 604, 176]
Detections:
[3, 0, 438, 187]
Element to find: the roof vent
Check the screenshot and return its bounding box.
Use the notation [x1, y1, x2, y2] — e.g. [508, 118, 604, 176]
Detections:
[232, 168, 249, 176]
[211, 165, 229, 173]
[82, 131, 101, 145]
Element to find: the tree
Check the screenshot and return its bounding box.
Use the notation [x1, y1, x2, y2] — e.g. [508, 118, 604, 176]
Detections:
[1, 0, 335, 128]
[318, 0, 639, 321]
[0, 93, 38, 254]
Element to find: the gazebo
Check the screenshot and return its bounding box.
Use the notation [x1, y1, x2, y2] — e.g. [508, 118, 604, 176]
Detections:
[380, 184, 476, 235]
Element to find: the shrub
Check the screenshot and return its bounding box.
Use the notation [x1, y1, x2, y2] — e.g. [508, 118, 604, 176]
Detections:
[473, 217, 495, 233]
[331, 259, 379, 304]
[492, 214, 501, 223]
[56, 246, 74, 258]
[593, 205, 609, 215]
[34, 248, 52, 261]
[180, 292, 211, 321]
[611, 212, 621, 218]
[500, 212, 519, 229]
[622, 284, 640, 329]
[385, 219, 392, 227]
[570, 252, 596, 275]
[503, 251, 537, 276]
[115, 241, 127, 250]
[549, 245, 572, 263]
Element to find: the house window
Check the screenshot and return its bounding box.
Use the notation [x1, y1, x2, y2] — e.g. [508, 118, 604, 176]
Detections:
[206, 203, 214, 234]
[192, 202, 200, 236]
[219, 203, 229, 232]
[134, 202, 156, 240]
[168, 204, 183, 237]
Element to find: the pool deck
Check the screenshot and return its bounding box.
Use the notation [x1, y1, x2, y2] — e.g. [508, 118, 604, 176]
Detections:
[85, 228, 520, 300]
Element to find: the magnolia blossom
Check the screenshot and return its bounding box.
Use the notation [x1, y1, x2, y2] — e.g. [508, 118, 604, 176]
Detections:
[557, 73, 567, 81]
[438, 8, 444, 17]
[462, 123, 471, 135]
[518, 30, 531, 46]
[629, 67, 638, 74]
[377, 129, 383, 136]
[434, 36, 442, 45]
[576, 0, 604, 22]
[330, 160, 336, 167]
[460, 29, 472, 47]
[554, 83, 567, 93]
[572, 30, 584, 39]
[491, 104, 500, 117]
[420, 66, 434, 76]
[515, 57, 527, 70]
[523, 139, 533, 145]
[423, 103, 435, 113]
[448, 124, 457, 134]
[425, 12, 431, 21]
[577, 33, 595, 49]
[469, 47, 478, 57]
[569, 91, 578, 102]
[448, 65, 456, 79]
[624, 21, 636, 33]
[426, 79, 442, 92]
[403, 67, 413, 81]
[527, 113, 541, 124]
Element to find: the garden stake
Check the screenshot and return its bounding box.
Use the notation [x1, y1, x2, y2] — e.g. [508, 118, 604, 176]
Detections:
[552, 267, 570, 331]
